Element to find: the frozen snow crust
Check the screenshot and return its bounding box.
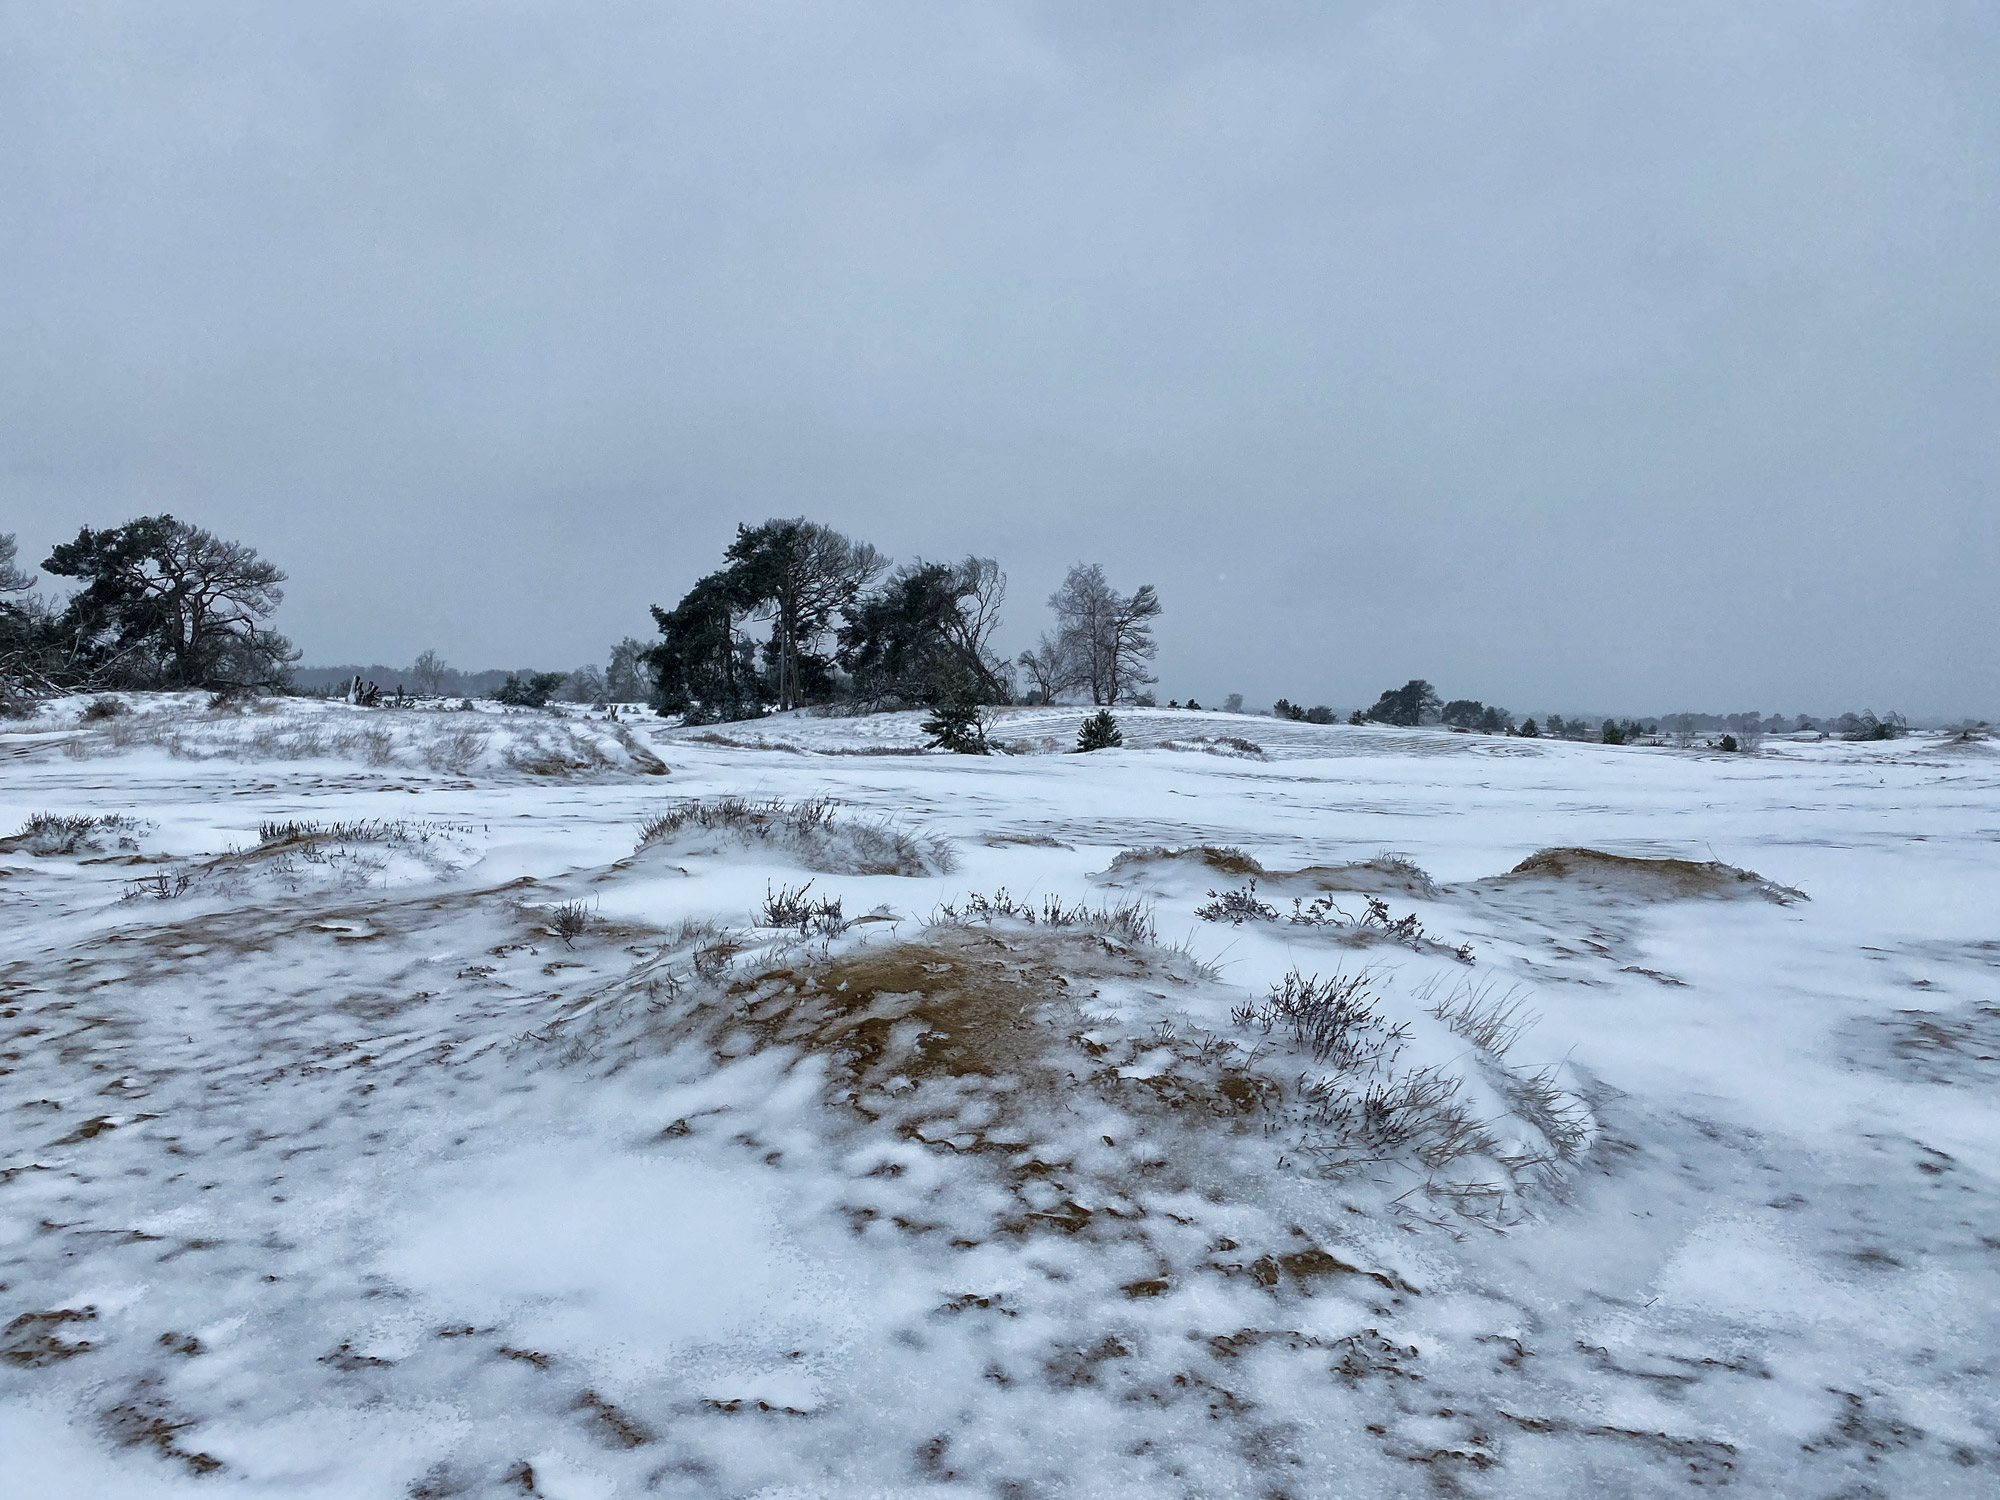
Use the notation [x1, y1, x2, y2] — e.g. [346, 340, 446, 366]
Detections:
[2, 698, 1998, 1496]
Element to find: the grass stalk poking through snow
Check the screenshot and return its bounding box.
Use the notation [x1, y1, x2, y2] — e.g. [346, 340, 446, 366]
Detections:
[1419, 975, 1536, 1055]
[932, 890, 1156, 944]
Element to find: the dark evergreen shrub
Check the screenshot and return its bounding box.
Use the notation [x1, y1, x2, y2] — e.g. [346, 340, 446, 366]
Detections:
[923, 698, 989, 754]
[1077, 710, 1123, 752]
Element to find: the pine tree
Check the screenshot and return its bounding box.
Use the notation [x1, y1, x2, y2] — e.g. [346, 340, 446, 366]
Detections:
[923, 697, 989, 754]
[1076, 709, 1123, 752]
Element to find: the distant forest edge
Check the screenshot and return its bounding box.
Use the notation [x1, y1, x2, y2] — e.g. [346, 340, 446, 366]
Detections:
[0, 516, 1976, 735]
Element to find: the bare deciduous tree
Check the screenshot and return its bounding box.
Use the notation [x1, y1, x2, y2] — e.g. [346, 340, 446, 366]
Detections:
[1046, 563, 1161, 705]
[1016, 633, 1078, 704]
[0, 533, 55, 711]
[938, 556, 1010, 694]
[411, 649, 448, 696]
[605, 637, 651, 702]
[562, 664, 609, 704]
[1105, 582, 1162, 704]
[1048, 563, 1115, 703]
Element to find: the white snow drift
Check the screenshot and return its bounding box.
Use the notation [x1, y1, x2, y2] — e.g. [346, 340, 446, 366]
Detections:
[1, 697, 1995, 1497]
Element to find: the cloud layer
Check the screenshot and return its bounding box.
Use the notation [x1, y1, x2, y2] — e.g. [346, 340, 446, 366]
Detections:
[3, 2, 1994, 713]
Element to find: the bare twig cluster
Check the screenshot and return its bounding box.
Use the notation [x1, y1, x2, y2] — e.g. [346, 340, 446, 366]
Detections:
[761, 881, 846, 936]
[548, 899, 593, 947]
[1195, 881, 1279, 924]
[1195, 882, 1473, 962]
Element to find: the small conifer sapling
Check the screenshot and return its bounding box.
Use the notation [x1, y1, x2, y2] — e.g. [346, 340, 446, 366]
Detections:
[1077, 709, 1122, 752]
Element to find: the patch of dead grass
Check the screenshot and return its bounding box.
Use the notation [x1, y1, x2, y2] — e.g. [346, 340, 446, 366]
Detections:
[1108, 845, 1265, 878]
[729, 927, 1087, 1088]
[1490, 847, 1804, 903]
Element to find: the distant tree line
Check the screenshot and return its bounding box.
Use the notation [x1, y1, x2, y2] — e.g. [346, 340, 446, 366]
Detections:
[292, 660, 523, 699]
[1263, 679, 1517, 732]
[7, 518, 1933, 742]
[638, 518, 1161, 724]
[1250, 678, 1919, 750]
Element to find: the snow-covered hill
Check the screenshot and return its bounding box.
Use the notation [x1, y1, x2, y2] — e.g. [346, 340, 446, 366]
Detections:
[2, 697, 1995, 1496]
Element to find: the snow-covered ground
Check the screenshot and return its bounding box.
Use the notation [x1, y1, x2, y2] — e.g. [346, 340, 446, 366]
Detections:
[3, 696, 1996, 1497]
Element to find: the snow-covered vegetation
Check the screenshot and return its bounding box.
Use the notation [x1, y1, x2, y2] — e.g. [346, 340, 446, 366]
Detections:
[2, 699, 1996, 1496]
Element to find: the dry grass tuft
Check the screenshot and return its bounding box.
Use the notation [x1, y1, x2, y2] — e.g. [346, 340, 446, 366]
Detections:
[0, 813, 149, 857]
[1159, 735, 1266, 759]
[534, 909, 1587, 1233]
[116, 817, 472, 902]
[1420, 975, 1535, 1055]
[740, 930, 1068, 1085]
[422, 726, 488, 775]
[1195, 883, 1474, 962]
[1235, 969, 1406, 1072]
[503, 725, 616, 776]
[255, 818, 467, 853]
[933, 890, 1156, 945]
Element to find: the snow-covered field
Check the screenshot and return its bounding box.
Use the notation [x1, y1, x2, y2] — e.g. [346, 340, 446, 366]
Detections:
[3, 696, 1996, 1497]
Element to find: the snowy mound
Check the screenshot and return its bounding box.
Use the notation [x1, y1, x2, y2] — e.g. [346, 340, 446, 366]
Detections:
[1484, 847, 1806, 904]
[550, 906, 1593, 1236]
[20, 692, 669, 779]
[1101, 842, 1266, 881]
[632, 795, 955, 877]
[1158, 734, 1268, 759]
[0, 813, 152, 858]
[1104, 846, 1441, 899]
[122, 817, 480, 901]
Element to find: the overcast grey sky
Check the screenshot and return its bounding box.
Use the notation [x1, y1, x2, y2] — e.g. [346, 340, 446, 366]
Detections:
[3, 1, 1995, 716]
